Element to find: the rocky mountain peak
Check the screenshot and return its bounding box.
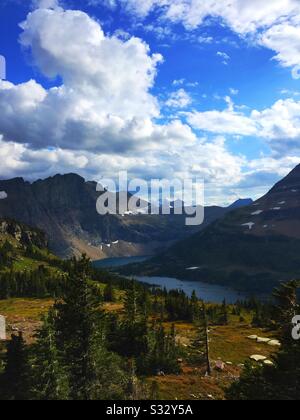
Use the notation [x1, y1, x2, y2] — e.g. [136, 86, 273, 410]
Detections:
[0, 173, 230, 259]
[270, 164, 300, 194]
[228, 198, 253, 209]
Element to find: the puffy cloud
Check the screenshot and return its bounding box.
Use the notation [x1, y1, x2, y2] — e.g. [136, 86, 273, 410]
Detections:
[0, 136, 89, 180]
[0, 2, 241, 197]
[216, 51, 230, 65]
[247, 156, 300, 178]
[165, 89, 192, 109]
[252, 99, 300, 154]
[259, 20, 300, 77]
[2, 1, 299, 206]
[103, 0, 300, 75]
[0, 4, 246, 200]
[111, 0, 300, 33]
[187, 107, 257, 137]
[173, 79, 185, 86]
[0, 134, 245, 194]
[187, 98, 300, 156]
[0, 76, 198, 152]
[19, 7, 162, 119]
[211, 155, 300, 205]
[198, 36, 213, 44]
[0, 6, 167, 152]
[234, 155, 300, 199]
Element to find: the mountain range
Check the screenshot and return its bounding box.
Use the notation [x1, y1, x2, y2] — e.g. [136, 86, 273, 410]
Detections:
[0, 174, 248, 259]
[127, 164, 300, 293]
[2, 165, 299, 293]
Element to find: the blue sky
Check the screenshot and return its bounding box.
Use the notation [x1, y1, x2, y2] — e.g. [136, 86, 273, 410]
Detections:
[0, 0, 300, 205]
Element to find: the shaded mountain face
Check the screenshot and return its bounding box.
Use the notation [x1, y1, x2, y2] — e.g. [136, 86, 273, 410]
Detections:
[228, 198, 253, 209]
[223, 164, 300, 239]
[0, 174, 234, 259]
[136, 165, 300, 293]
[0, 219, 47, 249]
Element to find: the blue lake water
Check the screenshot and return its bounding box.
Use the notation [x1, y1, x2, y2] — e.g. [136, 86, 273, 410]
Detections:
[135, 276, 249, 304]
[93, 256, 254, 304]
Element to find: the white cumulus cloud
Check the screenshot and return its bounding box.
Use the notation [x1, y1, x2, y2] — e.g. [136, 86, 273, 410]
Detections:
[102, 0, 300, 76]
[0, 2, 248, 202]
[165, 89, 192, 109]
[259, 20, 300, 78]
[105, 0, 299, 32]
[2, 1, 299, 205]
[187, 97, 300, 157]
[252, 98, 300, 154]
[187, 107, 257, 137]
[0, 6, 166, 152]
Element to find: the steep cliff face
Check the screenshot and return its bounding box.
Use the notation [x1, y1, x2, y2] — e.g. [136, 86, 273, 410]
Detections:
[0, 219, 48, 249]
[0, 174, 230, 259]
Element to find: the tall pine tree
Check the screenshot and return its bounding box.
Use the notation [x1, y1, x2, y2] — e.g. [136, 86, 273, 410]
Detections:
[30, 309, 69, 400]
[54, 255, 127, 400]
[0, 333, 29, 400]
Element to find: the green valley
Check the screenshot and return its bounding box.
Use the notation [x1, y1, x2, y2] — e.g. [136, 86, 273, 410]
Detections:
[0, 220, 297, 400]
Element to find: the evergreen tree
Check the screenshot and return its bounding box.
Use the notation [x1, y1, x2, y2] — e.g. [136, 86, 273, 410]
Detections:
[138, 287, 151, 318]
[191, 290, 199, 321]
[273, 281, 299, 343]
[54, 255, 127, 400]
[219, 299, 229, 325]
[252, 305, 263, 327]
[124, 280, 141, 322]
[30, 309, 69, 400]
[0, 333, 29, 400]
[54, 255, 99, 399]
[192, 303, 211, 375]
[137, 321, 181, 376]
[113, 281, 149, 358]
[103, 282, 115, 302]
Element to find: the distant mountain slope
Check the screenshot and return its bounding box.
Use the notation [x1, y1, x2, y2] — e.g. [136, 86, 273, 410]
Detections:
[228, 198, 253, 209]
[134, 165, 300, 293]
[0, 218, 57, 274]
[0, 174, 235, 259]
